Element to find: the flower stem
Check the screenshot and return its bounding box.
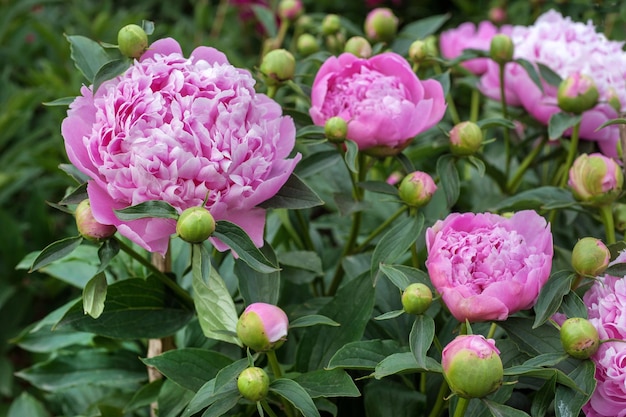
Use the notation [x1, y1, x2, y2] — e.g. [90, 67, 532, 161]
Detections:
[558, 122, 581, 188]
[260, 400, 279, 417]
[453, 397, 470, 417]
[427, 379, 450, 417]
[209, 0, 230, 40]
[434, 63, 460, 125]
[599, 204, 616, 244]
[497, 62, 512, 178]
[470, 88, 480, 123]
[114, 237, 194, 309]
[353, 206, 408, 253]
[506, 136, 548, 193]
[486, 322, 498, 339]
[266, 350, 295, 417]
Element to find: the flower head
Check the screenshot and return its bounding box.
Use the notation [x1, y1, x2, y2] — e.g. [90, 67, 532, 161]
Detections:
[439, 21, 500, 75]
[425, 210, 553, 322]
[236, 302, 289, 351]
[568, 153, 623, 206]
[310, 52, 445, 155]
[61, 38, 300, 255]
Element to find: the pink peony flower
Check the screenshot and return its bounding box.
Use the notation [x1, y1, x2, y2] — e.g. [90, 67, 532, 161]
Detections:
[61, 38, 300, 255]
[479, 10, 626, 156]
[440, 21, 500, 75]
[425, 210, 553, 322]
[310, 52, 446, 154]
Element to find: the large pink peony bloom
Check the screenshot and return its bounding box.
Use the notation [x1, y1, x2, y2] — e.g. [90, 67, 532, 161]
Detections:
[309, 52, 446, 154]
[425, 210, 553, 322]
[440, 21, 500, 75]
[479, 10, 626, 156]
[582, 252, 626, 416]
[62, 38, 300, 255]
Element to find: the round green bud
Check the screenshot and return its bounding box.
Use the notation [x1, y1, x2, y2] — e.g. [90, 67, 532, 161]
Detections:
[401, 283, 433, 315]
[324, 116, 348, 143]
[278, 0, 303, 21]
[117, 24, 148, 59]
[237, 367, 270, 402]
[560, 317, 600, 359]
[449, 121, 483, 156]
[344, 36, 372, 58]
[296, 33, 319, 56]
[398, 171, 437, 208]
[75, 199, 117, 241]
[408, 40, 427, 64]
[176, 206, 216, 243]
[568, 153, 623, 206]
[571, 237, 610, 277]
[364, 7, 399, 43]
[489, 34, 514, 64]
[321, 14, 341, 36]
[260, 49, 296, 86]
[557, 73, 599, 114]
[614, 203, 626, 231]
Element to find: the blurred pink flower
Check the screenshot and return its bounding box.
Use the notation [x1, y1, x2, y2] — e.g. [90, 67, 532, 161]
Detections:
[310, 52, 446, 154]
[425, 210, 553, 322]
[61, 38, 300, 255]
[479, 10, 626, 156]
[440, 21, 500, 75]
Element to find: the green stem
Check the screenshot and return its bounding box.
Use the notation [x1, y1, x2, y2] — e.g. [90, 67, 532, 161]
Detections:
[453, 397, 470, 417]
[353, 206, 408, 253]
[295, 210, 315, 251]
[506, 136, 548, 193]
[599, 204, 616, 244]
[266, 350, 296, 417]
[498, 62, 512, 178]
[114, 237, 194, 309]
[486, 322, 498, 339]
[434, 63, 460, 125]
[470, 88, 480, 123]
[427, 379, 450, 417]
[558, 122, 581, 188]
[260, 400, 279, 417]
[209, 0, 230, 39]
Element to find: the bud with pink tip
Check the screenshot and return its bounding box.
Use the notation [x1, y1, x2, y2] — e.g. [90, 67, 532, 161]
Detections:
[75, 199, 117, 241]
[557, 73, 599, 114]
[449, 121, 483, 156]
[568, 153, 623, 206]
[364, 8, 398, 43]
[398, 171, 437, 208]
[571, 237, 610, 277]
[344, 36, 372, 58]
[278, 0, 303, 22]
[236, 302, 289, 352]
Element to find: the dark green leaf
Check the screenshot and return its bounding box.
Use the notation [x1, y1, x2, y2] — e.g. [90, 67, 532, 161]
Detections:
[608, 241, 626, 262]
[57, 276, 193, 338]
[124, 380, 164, 413]
[192, 244, 241, 346]
[59, 183, 88, 205]
[293, 369, 360, 398]
[467, 155, 486, 177]
[214, 221, 279, 273]
[200, 391, 240, 417]
[399, 13, 450, 40]
[296, 125, 326, 140]
[235, 243, 280, 305]
[364, 380, 426, 417]
[476, 118, 516, 130]
[158, 380, 195, 417]
[499, 318, 562, 356]
[432, 71, 450, 96]
[15, 349, 146, 391]
[554, 360, 596, 417]
[65, 34, 112, 82]
[114, 200, 179, 220]
[604, 261, 626, 277]
[597, 117, 626, 131]
[548, 113, 582, 140]
[515, 58, 544, 94]
[379, 264, 412, 290]
[294, 151, 341, 178]
[82, 272, 107, 318]
[93, 59, 130, 93]
[344, 140, 359, 174]
[537, 63, 562, 87]
[141, 20, 155, 35]
[42, 96, 76, 106]
[327, 340, 404, 371]
[374, 352, 441, 379]
[374, 310, 404, 320]
[270, 379, 320, 417]
[371, 214, 424, 279]
[531, 376, 557, 417]
[490, 186, 575, 212]
[142, 348, 233, 392]
[409, 315, 435, 368]
[295, 273, 375, 371]
[503, 366, 579, 391]
[395, 152, 415, 173]
[436, 154, 460, 209]
[278, 251, 323, 275]
[258, 173, 324, 209]
[30, 235, 83, 272]
[533, 270, 575, 328]
[59, 163, 91, 184]
[560, 290, 588, 319]
[7, 392, 49, 417]
[290, 315, 340, 328]
[482, 399, 531, 417]
[96, 238, 120, 274]
[251, 5, 277, 38]
[357, 180, 399, 196]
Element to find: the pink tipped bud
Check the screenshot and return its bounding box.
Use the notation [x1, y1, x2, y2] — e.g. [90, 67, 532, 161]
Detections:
[364, 8, 398, 43]
[489, 34, 514, 64]
[449, 121, 483, 156]
[117, 24, 148, 59]
[176, 206, 215, 244]
[398, 171, 437, 208]
[236, 303, 289, 352]
[401, 283, 433, 315]
[278, 0, 303, 21]
[571, 237, 610, 277]
[560, 317, 600, 359]
[344, 36, 372, 58]
[568, 153, 623, 206]
[237, 367, 270, 402]
[488, 6, 507, 24]
[75, 200, 117, 241]
[557, 73, 599, 114]
[442, 335, 503, 398]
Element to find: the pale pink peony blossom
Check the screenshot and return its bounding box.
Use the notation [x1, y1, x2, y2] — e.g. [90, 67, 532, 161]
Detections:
[440, 21, 500, 75]
[61, 38, 300, 255]
[425, 210, 553, 322]
[310, 52, 446, 154]
[479, 10, 626, 156]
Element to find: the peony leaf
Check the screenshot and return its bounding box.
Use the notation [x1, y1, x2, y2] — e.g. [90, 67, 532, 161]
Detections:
[258, 173, 323, 209]
[7, 392, 49, 417]
[235, 243, 280, 305]
[560, 290, 587, 320]
[124, 380, 164, 414]
[58, 183, 88, 205]
[373, 310, 404, 321]
[499, 318, 562, 356]
[82, 272, 107, 318]
[371, 214, 424, 281]
[59, 163, 91, 184]
[114, 200, 179, 220]
[548, 112, 582, 140]
[364, 380, 426, 417]
[92, 58, 130, 94]
[393, 13, 450, 55]
[65, 35, 113, 83]
[191, 244, 242, 346]
[214, 221, 279, 273]
[292, 369, 360, 399]
[42, 97, 76, 107]
[533, 270, 575, 328]
[409, 315, 435, 368]
[531, 376, 557, 417]
[251, 5, 277, 38]
[95, 238, 120, 274]
[436, 154, 460, 209]
[537, 63, 563, 87]
[374, 352, 441, 379]
[344, 139, 359, 174]
[431, 70, 450, 96]
[357, 180, 399, 196]
[294, 150, 341, 178]
[481, 399, 531, 417]
[476, 117, 516, 130]
[595, 117, 626, 131]
[30, 235, 83, 272]
[515, 58, 544, 94]
[554, 360, 596, 417]
[489, 186, 575, 212]
[327, 340, 405, 371]
[270, 379, 321, 417]
[289, 314, 340, 329]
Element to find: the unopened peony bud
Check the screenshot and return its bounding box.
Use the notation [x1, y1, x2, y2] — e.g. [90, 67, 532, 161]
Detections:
[568, 153, 623, 206]
[324, 116, 348, 143]
[408, 40, 427, 63]
[401, 283, 433, 315]
[237, 302, 289, 352]
[489, 34, 514, 64]
[364, 8, 398, 43]
[117, 24, 148, 59]
[75, 200, 117, 241]
[321, 14, 341, 36]
[296, 33, 319, 56]
[571, 237, 610, 277]
[560, 317, 600, 359]
[449, 121, 483, 156]
[344, 36, 372, 58]
[488, 6, 507, 24]
[398, 171, 437, 208]
[260, 49, 296, 86]
[278, 0, 303, 21]
[607, 88, 622, 113]
[176, 206, 216, 243]
[237, 367, 270, 402]
[557, 73, 599, 114]
[614, 203, 626, 231]
[442, 335, 503, 398]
